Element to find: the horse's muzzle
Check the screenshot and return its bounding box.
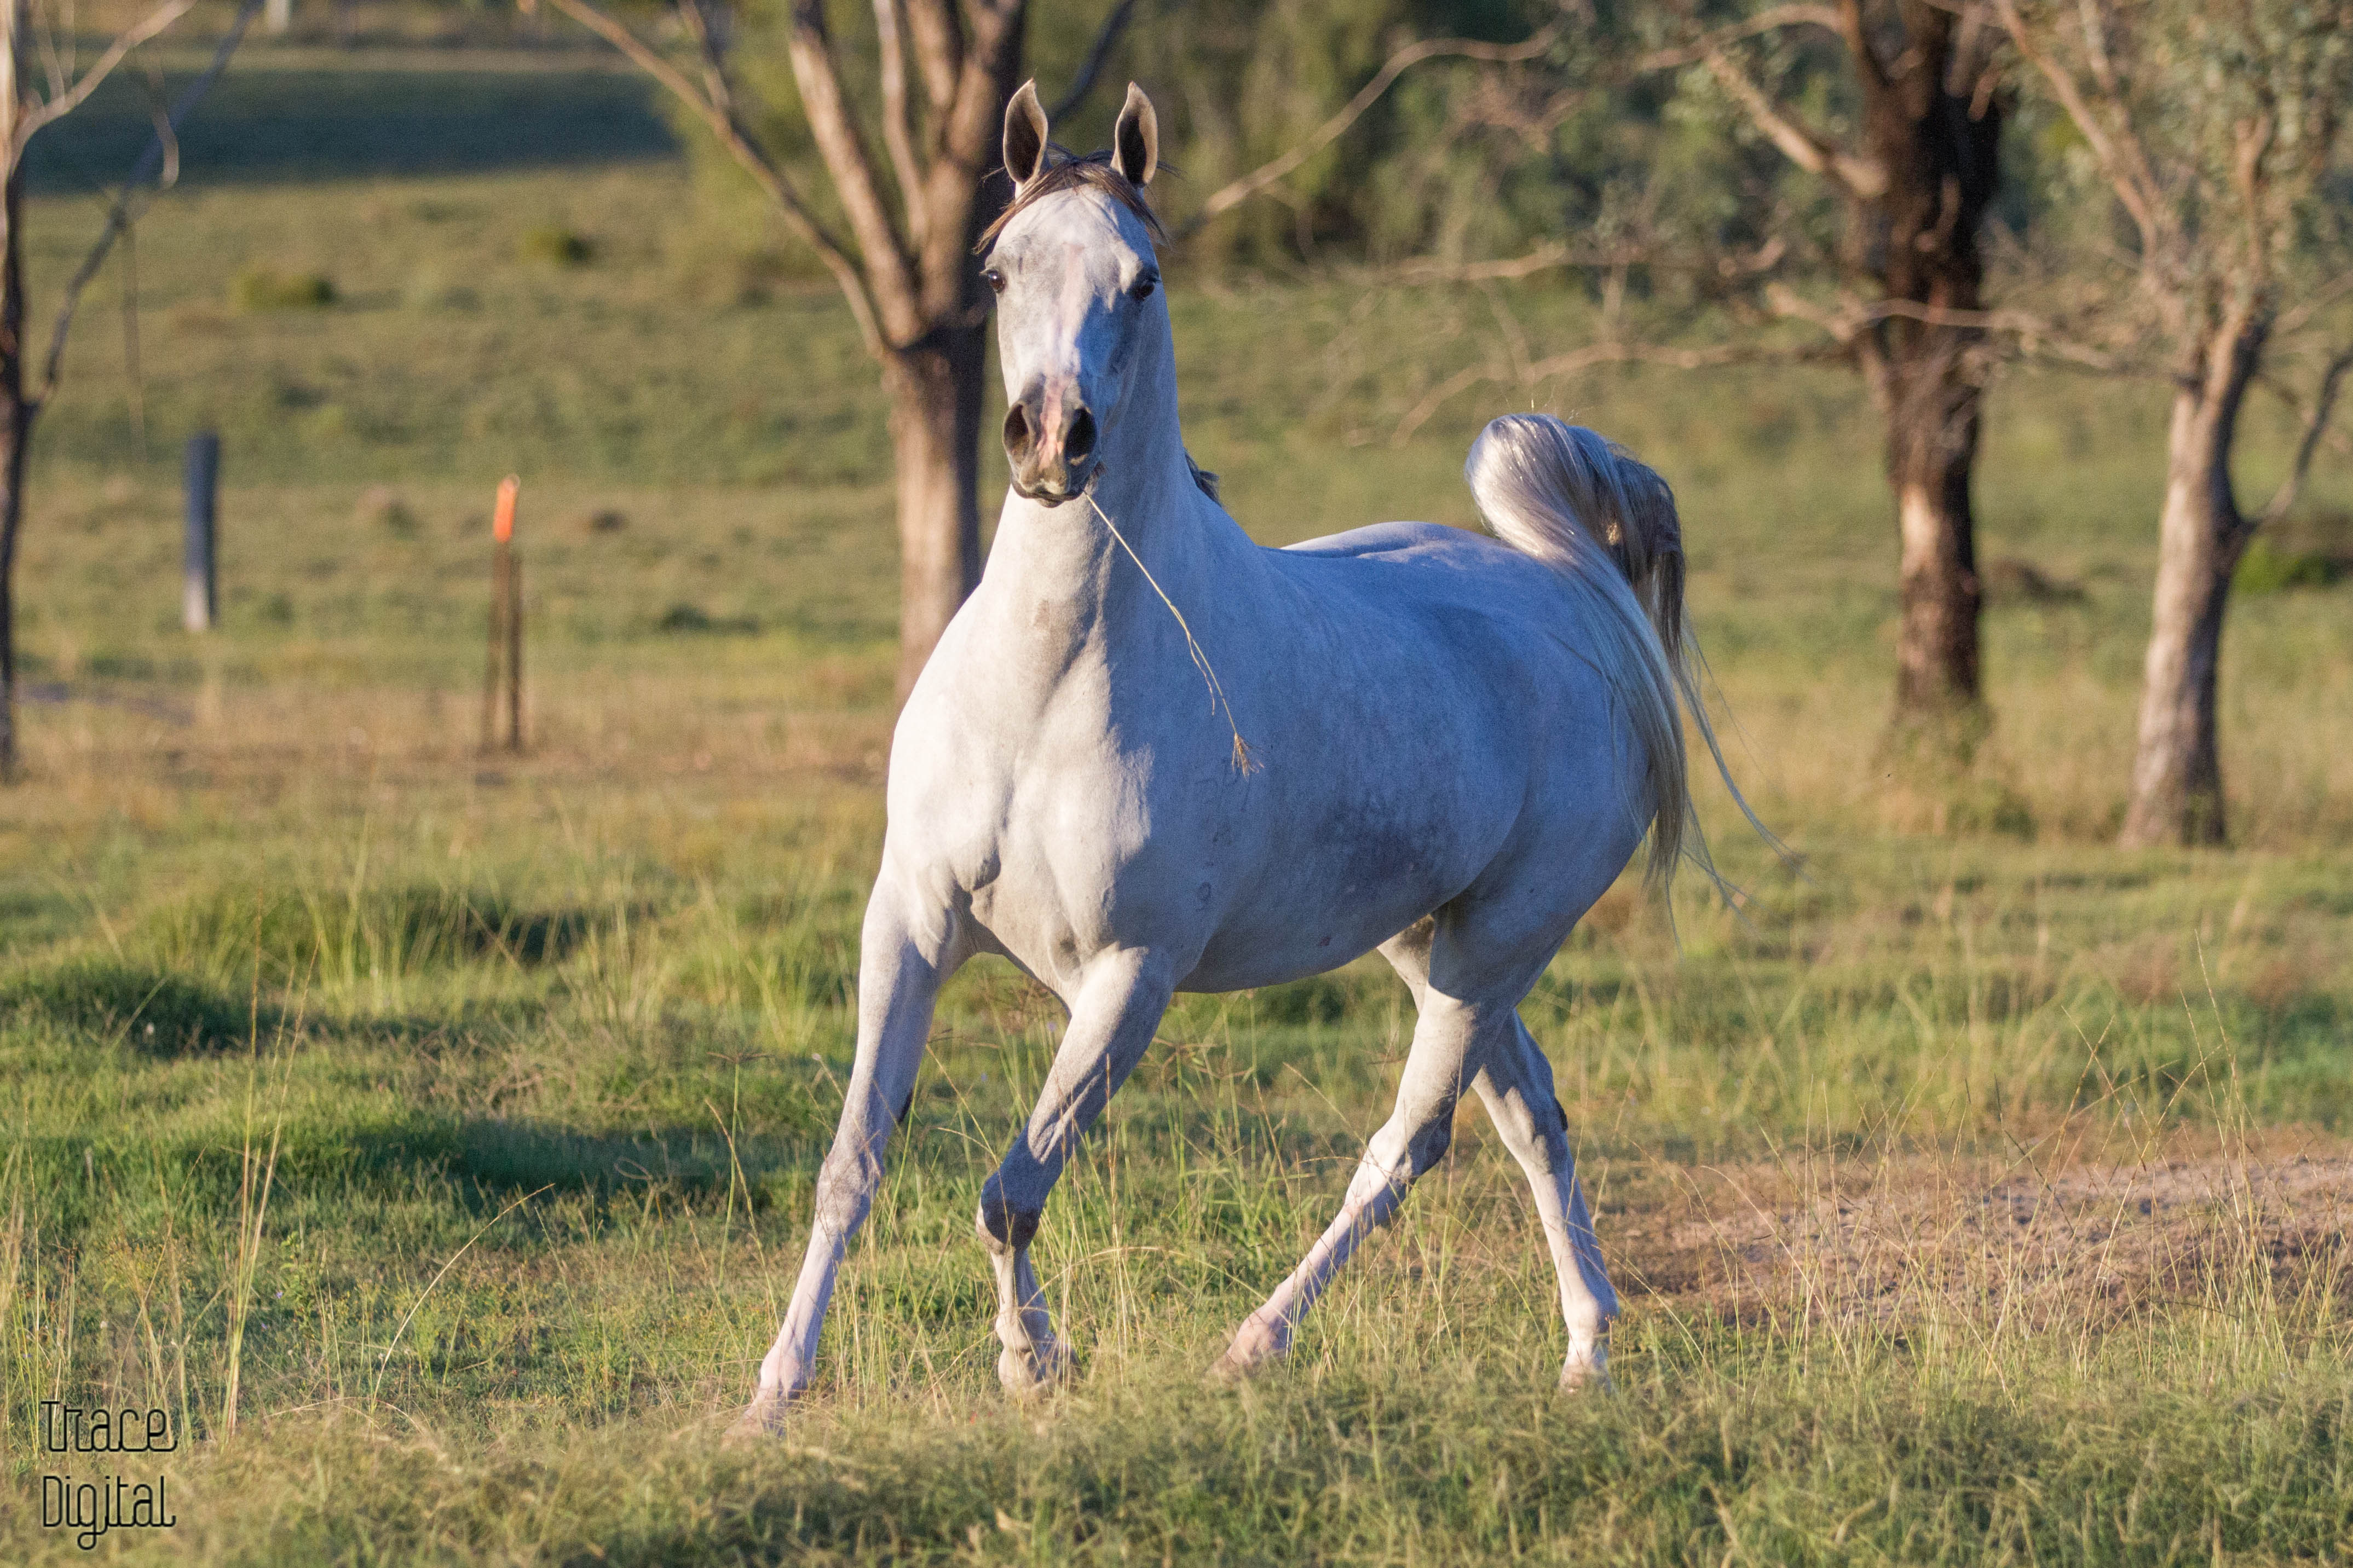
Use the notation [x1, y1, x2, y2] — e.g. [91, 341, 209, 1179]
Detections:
[1004, 392, 1097, 506]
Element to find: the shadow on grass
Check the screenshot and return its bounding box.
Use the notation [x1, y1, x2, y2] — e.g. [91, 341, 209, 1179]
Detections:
[458, 1119, 820, 1210]
[135, 883, 652, 984]
[1, 957, 268, 1052]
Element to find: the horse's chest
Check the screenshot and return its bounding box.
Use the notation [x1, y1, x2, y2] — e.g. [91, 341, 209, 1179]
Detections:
[961, 744, 1236, 976]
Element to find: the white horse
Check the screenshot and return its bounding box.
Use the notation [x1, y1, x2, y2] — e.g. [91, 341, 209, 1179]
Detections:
[734, 82, 1755, 1434]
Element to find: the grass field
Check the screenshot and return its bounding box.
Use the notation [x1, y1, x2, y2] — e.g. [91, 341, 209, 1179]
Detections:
[4, 40, 2352, 1566]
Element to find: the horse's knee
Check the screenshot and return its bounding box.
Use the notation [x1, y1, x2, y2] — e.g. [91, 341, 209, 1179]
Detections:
[976, 1173, 1042, 1254]
[1406, 1115, 1455, 1177]
[812, 1144, 880, 1236]
[1484, 1074, 1572, 1162]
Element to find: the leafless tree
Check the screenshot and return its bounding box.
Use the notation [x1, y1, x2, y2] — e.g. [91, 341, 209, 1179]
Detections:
[537, 0, 1039, 697]
[1996, 0, 2353, 846]
[537, 0, 1558, 695]
[0, 0, 238, 777]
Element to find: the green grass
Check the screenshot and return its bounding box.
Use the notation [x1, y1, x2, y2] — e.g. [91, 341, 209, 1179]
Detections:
[3, 45, 2352, 1566]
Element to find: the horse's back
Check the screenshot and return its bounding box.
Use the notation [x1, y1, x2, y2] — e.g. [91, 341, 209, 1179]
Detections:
[1270, 518, 1583, 642]
[1282, 519, 1467, 559]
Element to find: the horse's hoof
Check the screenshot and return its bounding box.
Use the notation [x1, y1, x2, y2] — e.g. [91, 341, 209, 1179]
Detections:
[1558, 1348, 1612, 1394]
[997, 1336, 1075, 1398]
[1211, 1317, 1288, 1381]
[724, 1391, 793, 1442]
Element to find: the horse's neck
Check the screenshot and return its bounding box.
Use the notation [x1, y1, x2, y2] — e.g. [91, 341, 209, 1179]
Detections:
[976, 357, 1256, 702]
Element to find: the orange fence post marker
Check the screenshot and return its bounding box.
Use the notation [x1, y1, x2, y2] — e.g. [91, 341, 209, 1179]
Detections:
[483, 476, 522, 753]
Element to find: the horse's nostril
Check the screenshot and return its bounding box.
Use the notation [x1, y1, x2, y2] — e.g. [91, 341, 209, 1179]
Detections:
[1065, 408, 1096, 462]
[1003, 405, 1033, 459]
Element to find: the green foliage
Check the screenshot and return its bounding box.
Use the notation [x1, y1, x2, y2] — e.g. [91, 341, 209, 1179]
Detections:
[228, 265, 336, 311]
[679, 0, 1594, 271]
[2230, 534, 2343, 594]
[2017, 0, 2353, 304]
[655, 601, 760, 634]
[519, 223, 596, 267]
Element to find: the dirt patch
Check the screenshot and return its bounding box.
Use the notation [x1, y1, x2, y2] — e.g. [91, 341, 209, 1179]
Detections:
[1606, 1144, 2353, 1332]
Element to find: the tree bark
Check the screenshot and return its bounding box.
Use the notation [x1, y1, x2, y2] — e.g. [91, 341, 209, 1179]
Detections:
[778, 0, 1020, 699]
[2118, 320, 2263, 848]
[0, 164, 27, 779]
[1884, 341, 1984, 723]
[887, 322, 987, 699]
[1858, 4, 2000, 739]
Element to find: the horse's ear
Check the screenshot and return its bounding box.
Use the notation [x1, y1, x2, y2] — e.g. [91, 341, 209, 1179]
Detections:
[1113, 82, 1158, 187]
[1004, 80, 1049, 192]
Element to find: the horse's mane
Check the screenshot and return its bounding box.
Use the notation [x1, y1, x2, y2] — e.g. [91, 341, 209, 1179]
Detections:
[978, 148, 1166, 252]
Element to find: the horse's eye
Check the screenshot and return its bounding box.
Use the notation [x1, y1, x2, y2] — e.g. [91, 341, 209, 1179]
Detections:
[982, 267, 1006, 294]
[1129, 273, 1158, 302]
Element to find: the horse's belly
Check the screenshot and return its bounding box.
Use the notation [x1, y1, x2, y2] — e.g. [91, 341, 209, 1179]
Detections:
[1174, 796, 1480, 990]
[1177, 910, 1420, 992]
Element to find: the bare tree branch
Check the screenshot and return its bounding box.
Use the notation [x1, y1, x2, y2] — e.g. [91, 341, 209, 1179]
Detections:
[1048, 0, 1140, 121]
[1179, 25, 1561, 236]
[9, 0, 195, 161]
[871, 0, 927, 248]
[34, 6, 71, 107]
[672, 1, 734, 120]
[1391, 339, 1764, 445]
[2258, 343, 2353, 525]
[1762, 279, 1871, 342]
[1833, 0, 1888, 95]
[36, 0, 266, 408]
[1700, 48, 1888, 198]
[2277, 265, 2353, 338]
[1639, 4, 1843, 71]
[2074, 0, 2120, 94]
[903, 0, 965, 118]
[1382, 234, 1791, 285]
[786, 0, 922, 339]
[2230, 110, 2276, 282]
[1850, 295, 2126, 371]
[1992, 0, 2165, 265]
[539, 0, 886, 357]
[913, 0, 1020, 323]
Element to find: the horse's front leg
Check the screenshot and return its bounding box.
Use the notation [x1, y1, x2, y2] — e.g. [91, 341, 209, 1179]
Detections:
[729, 878, 967, 1437]
[979, 947, 1174, 1397]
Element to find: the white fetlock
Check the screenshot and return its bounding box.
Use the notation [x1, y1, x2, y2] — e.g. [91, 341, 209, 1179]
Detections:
[1212, 1312, 1290, 1380]
[997, 1332, 1074, 1397]
[1558, 1340, 1612, 1393]
[724, 1386, 795, 1440]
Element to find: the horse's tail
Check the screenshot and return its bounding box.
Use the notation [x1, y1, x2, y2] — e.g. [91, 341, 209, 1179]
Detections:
[1463, 414, 1774, 896]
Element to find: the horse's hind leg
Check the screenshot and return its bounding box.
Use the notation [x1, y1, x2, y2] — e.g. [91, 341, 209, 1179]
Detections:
[1382, 919, 1618, 1387]
[729, 878, 967, 1437]
[1218, 905, 1619, 1387]
[979, 948, 1175, 1397]
[1472, 1015, 1618, 1388]
[1216, 919, 1485, 1377]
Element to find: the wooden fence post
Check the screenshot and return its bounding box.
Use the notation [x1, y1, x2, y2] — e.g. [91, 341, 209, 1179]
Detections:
[483, 475, 523, 753]
[182, 432, 219, 633]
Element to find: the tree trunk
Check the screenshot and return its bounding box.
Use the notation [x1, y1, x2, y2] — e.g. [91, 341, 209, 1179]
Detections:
[1885, 344, 1983, 726]
[886, 322, 987, 698]
[2118, 330, 2260, 848]
[1854, 6, 2000, 744]
[0, 163, 26, 780]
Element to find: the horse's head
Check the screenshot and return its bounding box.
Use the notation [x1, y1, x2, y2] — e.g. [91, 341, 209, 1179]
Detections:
[981, 80, 1164, 506]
